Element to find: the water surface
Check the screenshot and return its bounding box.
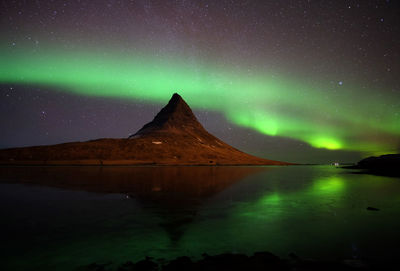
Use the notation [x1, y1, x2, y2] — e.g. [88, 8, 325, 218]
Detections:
[0, 166, 399, 270]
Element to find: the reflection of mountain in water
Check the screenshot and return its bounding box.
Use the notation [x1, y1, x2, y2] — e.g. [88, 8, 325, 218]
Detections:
[0, 166, 266, 244]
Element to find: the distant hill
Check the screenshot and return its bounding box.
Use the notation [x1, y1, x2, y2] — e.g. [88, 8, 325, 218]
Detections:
[344, 154, 400, 176]
[0, 93, 290, 165]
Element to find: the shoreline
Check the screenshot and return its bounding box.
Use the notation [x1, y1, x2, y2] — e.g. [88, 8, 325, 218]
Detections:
[0, 160, 295, 166]
[79, 251, 391, 271]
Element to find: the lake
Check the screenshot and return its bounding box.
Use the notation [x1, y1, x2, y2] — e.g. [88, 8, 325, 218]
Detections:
[0, 166, 399, 270]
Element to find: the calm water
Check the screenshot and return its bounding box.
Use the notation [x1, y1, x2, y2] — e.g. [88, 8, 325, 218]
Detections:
[0, 166, 399, 270]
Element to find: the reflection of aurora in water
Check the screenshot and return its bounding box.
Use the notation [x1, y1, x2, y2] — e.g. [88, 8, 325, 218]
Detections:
[234, 173, 347, 224]
[1, 166, 400, 270]
[237, 173, 347, 219]
[311, 176, 346, 194]
[183, 166, 400, 261]
[1, 46, 399, 154]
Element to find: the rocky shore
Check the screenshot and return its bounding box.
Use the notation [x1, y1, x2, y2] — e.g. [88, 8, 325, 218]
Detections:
[79, 251, 391, 271]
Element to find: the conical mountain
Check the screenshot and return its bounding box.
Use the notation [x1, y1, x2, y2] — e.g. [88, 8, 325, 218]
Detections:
[0, 93, 291, 165]
[130, 93, 205, 136]
[125, 93, 289, 165]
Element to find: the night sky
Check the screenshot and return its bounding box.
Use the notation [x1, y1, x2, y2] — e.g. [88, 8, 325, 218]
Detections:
[0, 0, 399, 164]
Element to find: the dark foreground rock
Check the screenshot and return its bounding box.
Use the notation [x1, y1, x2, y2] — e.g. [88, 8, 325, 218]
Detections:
[78, 251, 393, 271]
[343, 154, 400, 177]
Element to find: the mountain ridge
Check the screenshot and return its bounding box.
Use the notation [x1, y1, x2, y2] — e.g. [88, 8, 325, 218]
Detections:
[0, 93, 291, 165]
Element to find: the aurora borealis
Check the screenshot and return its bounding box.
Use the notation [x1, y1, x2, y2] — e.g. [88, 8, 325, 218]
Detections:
[0, 0, 399, 163]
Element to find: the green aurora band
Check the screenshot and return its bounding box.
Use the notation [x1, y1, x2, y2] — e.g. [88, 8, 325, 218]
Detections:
[1, 46, 399, 155]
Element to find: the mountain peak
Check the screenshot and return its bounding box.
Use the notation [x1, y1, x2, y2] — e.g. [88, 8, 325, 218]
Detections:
[163, 93, 189, 113]
[131, 93, 204, 136]
[0, 92, 290, 165]
[170, 92, 183, 102]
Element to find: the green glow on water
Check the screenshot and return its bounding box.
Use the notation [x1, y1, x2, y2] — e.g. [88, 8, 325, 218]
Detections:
[312, 176, 346, 194]
[1, 45, 399, 154]
[259, 193, 281, 205]
[3, 166, 400, 270]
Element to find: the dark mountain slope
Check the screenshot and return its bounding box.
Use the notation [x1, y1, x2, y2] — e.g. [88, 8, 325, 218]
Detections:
[0, 93, 290, 165]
